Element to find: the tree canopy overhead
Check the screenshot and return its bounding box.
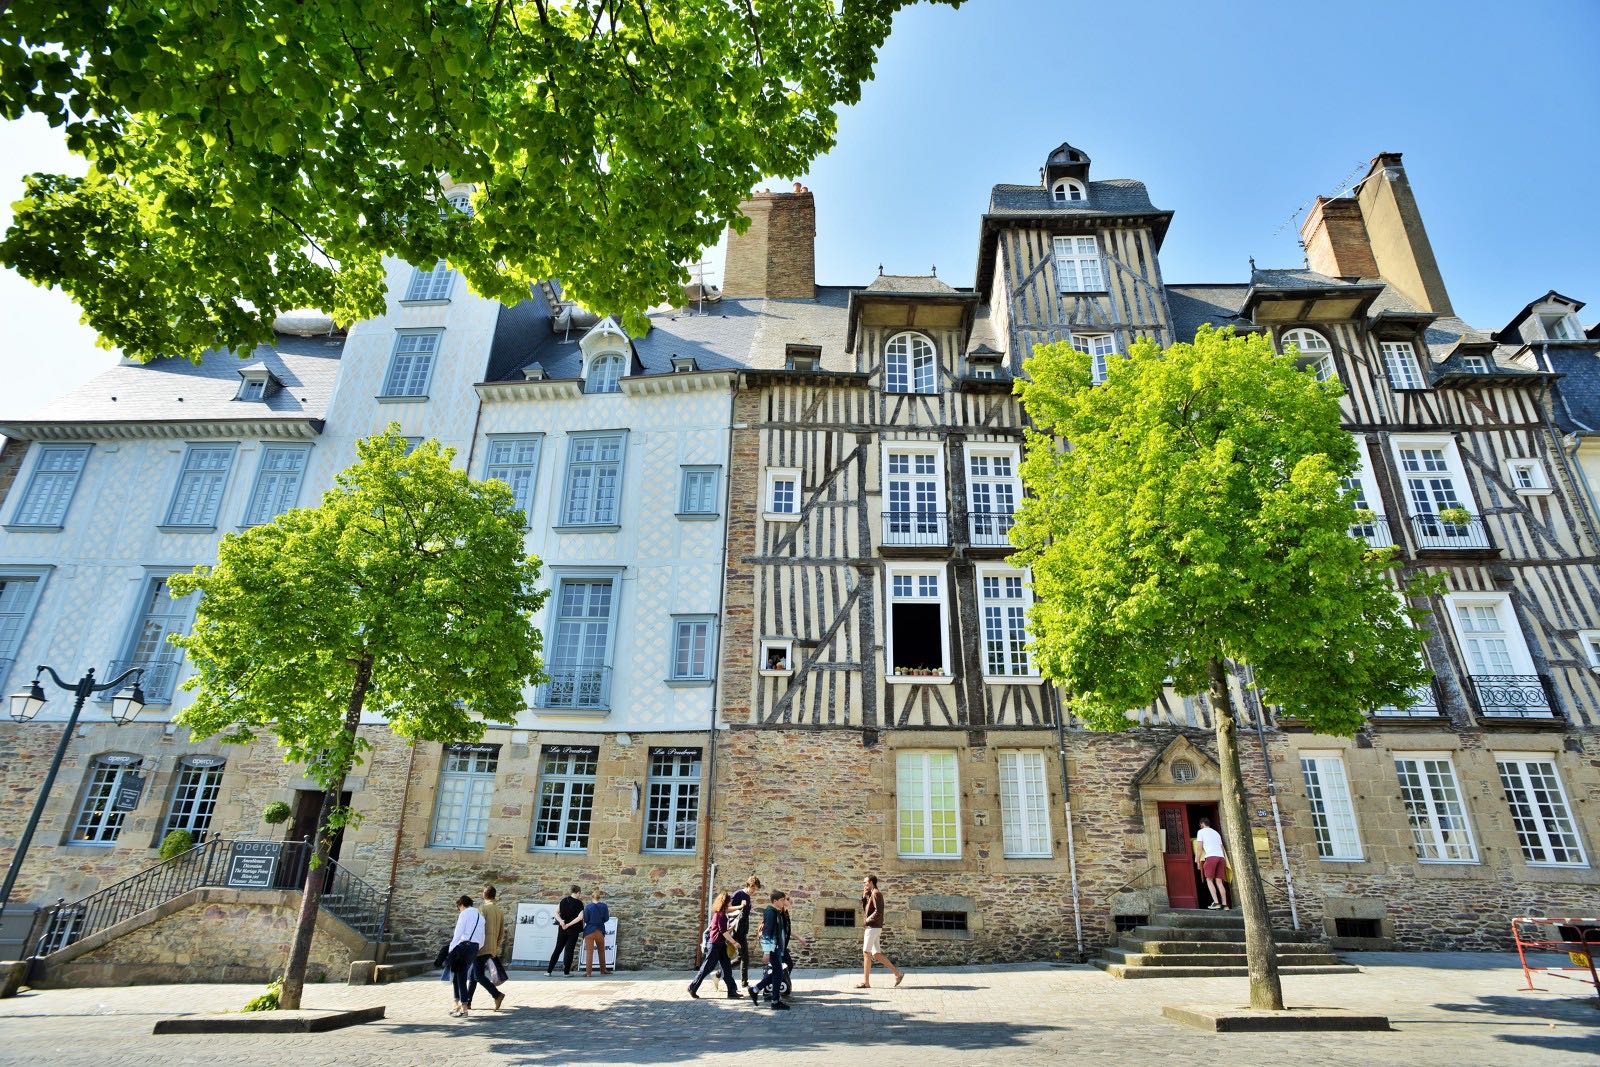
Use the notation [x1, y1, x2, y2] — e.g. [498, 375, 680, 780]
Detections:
[1, 0, 961, 361]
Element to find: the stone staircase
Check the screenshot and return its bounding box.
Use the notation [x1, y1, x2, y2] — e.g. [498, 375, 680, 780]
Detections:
[374, 922, 437, 983]
[1095, 908, 1359, 979]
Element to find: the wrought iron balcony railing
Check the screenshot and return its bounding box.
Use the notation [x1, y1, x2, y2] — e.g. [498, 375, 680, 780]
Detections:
[104, 658, 181, 704]
[1409, 513, 1492, 551]
[1373, 678, 1441, 718]
[537, 665, 613, 711]
[881, 510, 948, 548]
[1469, 674, 1555, 719]
[1350, 513, 1395, 549]
[968, 510, 1017, 548]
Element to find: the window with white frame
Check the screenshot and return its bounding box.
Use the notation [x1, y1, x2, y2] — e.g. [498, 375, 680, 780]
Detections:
[897, 750, 960, 858]
[531, 745, 598, 852]
[1394, 754, 1477, 862]
[544, 576, 617, 708]
[884, 446, 943, 543]
[678, 466, 719, 517]
[1051, 178, 1086, 203]
[586, 353, 625, 394]
[885, 332, 937, 394]
[998, 750, 1050, 858]
[979, 570, 1033, 677]
[1380, 340, 1426, 390]
[429, 745, 498, 849]
[1496, 755, 1587, 866]
[765, 468, 800, 519]
[71, 756, 143, 844]
[484, 435, 542, 525]
[0, 572, 47, 680]
[968, 447, 1020, 547]
[1342, 436, 1390, 546]
[1071, 332, 1115, 384]
[1446, 594, 1534, 678]
[1504, 458, 1549, 493]
[115, 575, 196, 703]
[242, 445, 310, 526]
[1393, 437, 1476, 534]
[403, 259, 455, 302]
[1580, 630, 1600, 669]
[1053, 236, 1104, 292]
[1299, 753, 1362, 860]
[1282, 328, 1334, 382]
[669, 615, 716, 681]
[972, 365, 997, 379]
[381, 331, 440, 398]
[237, 377, 267, 401]
[888, 567, 949, 679]
[643, 748, 701, 852]
[163, 444, 236, 528]
[560, 432, 624, 526]
[11, 444, 90, 528]
[1538, 311, 1580, 341]
[1462, 355, 1491, 374]
[402, 436, 424, 456]
[445, 190, 474, 216]
[161, 757, 225, 843]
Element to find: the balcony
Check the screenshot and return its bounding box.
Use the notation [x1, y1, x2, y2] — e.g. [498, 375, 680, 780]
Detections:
[105, 658, 181, 705]
[1350, 513, 1395, 550]
[1408, 513, 1493, 552]
[881, 510, 948, 549]
[968, 510, 1017, 550]
[1468, 674, 1556, 720]
[1373, 678, 1441, 719]
[536, 665, 612, 712]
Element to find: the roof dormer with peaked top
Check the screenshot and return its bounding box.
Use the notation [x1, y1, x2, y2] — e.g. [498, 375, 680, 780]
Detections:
[1042, 141, 1092, 203]
[1495, 291, 1591, 346]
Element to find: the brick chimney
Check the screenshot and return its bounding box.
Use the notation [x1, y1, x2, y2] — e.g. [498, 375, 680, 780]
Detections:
[1301, 197, 1378, 280]
[722, 184, 815, 300]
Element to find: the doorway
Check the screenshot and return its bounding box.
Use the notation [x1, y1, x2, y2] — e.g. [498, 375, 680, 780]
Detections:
[1157, 801, 1221, 909]
[279, 789, 351, 889]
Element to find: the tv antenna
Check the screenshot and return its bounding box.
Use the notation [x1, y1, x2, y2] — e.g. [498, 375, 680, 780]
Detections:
[1271, 159, 1370, 240]
[687, 257, 715, 314]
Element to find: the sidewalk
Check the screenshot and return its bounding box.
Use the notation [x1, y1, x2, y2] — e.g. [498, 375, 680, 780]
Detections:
[0, 953, 1594, 1066]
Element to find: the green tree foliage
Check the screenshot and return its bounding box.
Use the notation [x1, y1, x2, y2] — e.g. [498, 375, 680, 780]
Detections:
[1012, 326, 1432, 1009]
[1, 0, 961, 361]
[169, 428, 548, 1008]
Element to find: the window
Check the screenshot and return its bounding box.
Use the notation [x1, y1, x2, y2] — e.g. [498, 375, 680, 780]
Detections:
[1504, 458, 1548, 493]
[429, 745, 498, 849]
[1071, 333, 1115, 384]
[238, 378, 267, 401]
[403, 259, 455, 303]
[560, 432, 625, 526]
[71, 756, 143, 844]
[402, 437, 424, 456]
[678, 466, 720, 517]
[10, 444, 91, 528]
[968, 448, 1020, 547]
[643, 748, 701, 852]
[1380, 340, 1426, 390]
[1300, 753, 1362, 860]
[1496, 756, 1587, 867]
[242, 445, 310, 526]
[445, 190, 474, 216]
[162, 444, 236, 528]
[760, 638, 794, 676]
[484, 435, 542, 525]
[998, 750, 1050, 857]
[885, 332, 937, 394]
[114, 575, 196, 703]
[920, 910, 969, 931]
[380, 331, 440, 398]
[883, 446, 943, 545]
[972, 366, 997, 379]
[1394, 755, 1477, 862]
[0, 571, 48, 683]
[980, 571, 1034, 677]
[1461, 355, 1491, 374]
[586, 353, 625, 394]
[824, 908, 857, 928]
[1282, 328, 1334, 382]
[531, 745, 598, 851]
[1051, 178, 1086, 203]
[1538, 312, 1579, 341]
[1447, 595, 1533, 678]
[670, 616, 716, 682]
[161, 757, 225, 843]
[543, 576, 617, 709]
[1052, 236, 1103, 292]
[1335, 918, 1382, 939]
[765, 469, 800, 519]
[1580, 630, 1600, 669]
[888, 568, 950, 680]
[1393, 437, 1479, 542]
[1343, 437, 1391, 547]
[897, 750, 960, 858]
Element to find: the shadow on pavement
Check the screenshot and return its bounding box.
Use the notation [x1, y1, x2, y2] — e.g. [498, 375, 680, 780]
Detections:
[1434, 993, 1600, 1026]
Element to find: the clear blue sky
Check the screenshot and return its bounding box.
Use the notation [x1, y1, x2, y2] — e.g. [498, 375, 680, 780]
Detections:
[3, 0, 1598, 418]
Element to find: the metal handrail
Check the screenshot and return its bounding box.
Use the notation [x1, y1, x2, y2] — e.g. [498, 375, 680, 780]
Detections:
[1350, 512, 1395, 549]
[1469, 674, 1557, 719]
[1409, 512, 1492, 551]
[1102, 862, 1162, 903]
[968, 510, 1016, 547]
[537, 665, 613, 710]
[881, 509, 949, 547]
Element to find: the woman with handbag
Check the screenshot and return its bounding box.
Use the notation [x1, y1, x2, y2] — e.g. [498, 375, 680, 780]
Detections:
[447, 894, 487, 1018]
[687, 892, 740, 999]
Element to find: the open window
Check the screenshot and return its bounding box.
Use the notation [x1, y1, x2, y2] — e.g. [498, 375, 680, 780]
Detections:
[1280, 328, 1334, 383]
[887, 567, 951, 682]
[759, 638, 794, 677]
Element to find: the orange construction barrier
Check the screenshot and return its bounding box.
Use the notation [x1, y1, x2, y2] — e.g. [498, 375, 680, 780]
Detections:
[1511, 916, 1600, 1002]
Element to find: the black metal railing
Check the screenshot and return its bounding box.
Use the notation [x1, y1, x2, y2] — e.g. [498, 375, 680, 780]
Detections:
[104, 658, 181, 703]
[1469, 674, 1556, 719]
[315, 852, 394, 943]
[537, 665, 613, 710]
[1350, 513, 1395, 549]
[1409, 513, 1492, 551]
[881, 510, 948, 547]
[1374, 678, 1441, 717]
[968, 510, 1016, 548]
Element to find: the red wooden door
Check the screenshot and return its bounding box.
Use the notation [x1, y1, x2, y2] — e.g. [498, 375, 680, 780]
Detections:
[1158, 803, 1199, 909]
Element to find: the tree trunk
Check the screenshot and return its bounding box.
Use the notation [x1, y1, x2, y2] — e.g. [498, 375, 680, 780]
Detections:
[277, 656, 373, 1011]
[1208, 657, 1284, 1012]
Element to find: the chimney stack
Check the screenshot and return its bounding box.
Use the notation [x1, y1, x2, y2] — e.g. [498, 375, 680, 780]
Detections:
[1301, 197, 1378, 280]
[722, 186, 816, 300]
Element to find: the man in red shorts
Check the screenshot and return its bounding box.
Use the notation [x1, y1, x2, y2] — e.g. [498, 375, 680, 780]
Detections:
[1196, 817, 1230, 910]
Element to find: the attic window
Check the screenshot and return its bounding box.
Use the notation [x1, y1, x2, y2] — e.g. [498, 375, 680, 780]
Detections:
[671, 355, 699, 373]
[786, 345, 822, 371]
[586, 353, 624, 394]
[238, 379, 267, 401]
[1539, 312, 1580, 341]
[1461, 355, 1490, 374]
[1052, 178, 1086, 203]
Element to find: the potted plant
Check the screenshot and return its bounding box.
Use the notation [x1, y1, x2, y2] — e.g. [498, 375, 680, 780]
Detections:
[1438, 506, 1472, 527]
[158, 828, 194, 861]
[261, 800, 292, 826]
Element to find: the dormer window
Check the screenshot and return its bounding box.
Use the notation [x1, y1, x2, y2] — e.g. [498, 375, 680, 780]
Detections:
[885, 332, 937, 394]
[1051, 178, 1087, 203]
[786, 344, 822, 372]
[1461, 355, 1490, 374]
[235, 367, 279, 401]
[1280, 328, 1334, 382]
[586, 353, 624, 394]
[1539, 311, 1580, 341]
[444, 190, 474, 217]
[1380, 340, 1427, 391]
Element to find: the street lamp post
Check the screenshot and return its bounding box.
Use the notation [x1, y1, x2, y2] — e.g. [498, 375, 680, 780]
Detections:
[0, 666, 146, 924]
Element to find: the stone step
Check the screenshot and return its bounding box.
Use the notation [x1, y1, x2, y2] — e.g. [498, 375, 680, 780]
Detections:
[374, 959, 435, 983]
[1123, 926, 1254, 943]
[1096, 961, 1361, 980]
[1119, 937, 1333, 956]
[383, 947, 432, 964]
[1149, 910, 1247, 930]
[1101, 948, 1347, 968]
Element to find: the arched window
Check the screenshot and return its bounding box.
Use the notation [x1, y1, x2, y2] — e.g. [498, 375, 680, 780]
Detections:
[1051, 178, 1087, 203]
[1281, 328, 1334, 382]
[885, 333, 937, 394]
[586, 353, 624, 394]
[445, 191, 474, 217]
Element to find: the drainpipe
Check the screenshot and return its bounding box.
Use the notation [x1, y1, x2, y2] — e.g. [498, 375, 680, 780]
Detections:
[1239, 664, 1299, 931]
[1048, 684, 1085, 959]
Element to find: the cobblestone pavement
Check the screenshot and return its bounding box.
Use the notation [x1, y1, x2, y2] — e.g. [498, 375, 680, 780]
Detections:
[1, 953, 1595, 1066]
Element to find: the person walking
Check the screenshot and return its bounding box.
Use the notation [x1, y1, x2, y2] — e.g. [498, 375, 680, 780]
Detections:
[466, 884, 506, 1011]
[729, 876, 760, 989]
[447, 894, 487, 1018]
[581, 887, 611, 977]
[688, 892, 742, 1000]
[548, 884, 585, 975]
[1196, 816, 1231, 910]
[748, 890, 791, 1010]
[858, 875, 904, 988]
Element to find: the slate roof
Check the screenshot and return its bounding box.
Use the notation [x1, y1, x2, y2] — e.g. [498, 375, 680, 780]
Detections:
[863, 274, 958, 296]
[1165, 284, 1251, 342]
[988, 178, 1163, 218]
[746, 287, 854, 371]
[1545, 348, 1600, 433]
